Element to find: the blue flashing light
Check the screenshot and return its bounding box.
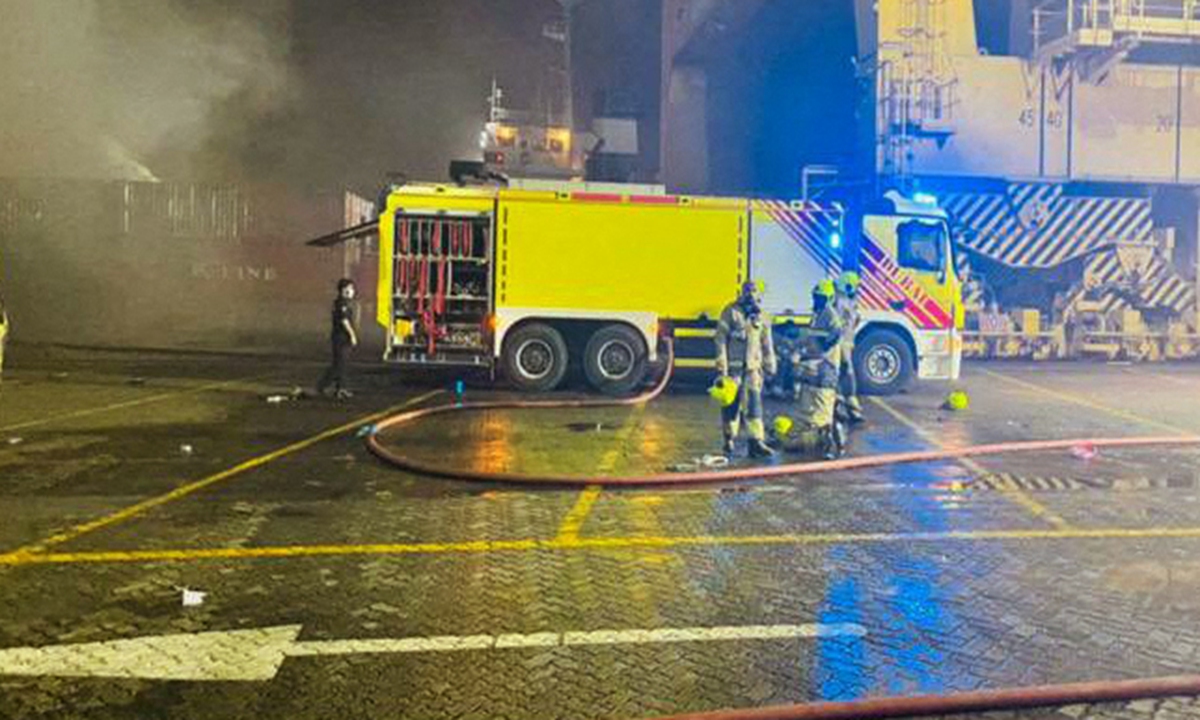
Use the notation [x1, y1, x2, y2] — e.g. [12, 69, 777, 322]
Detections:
[913, 192, 938, 207]
[829, 232, 843, 249]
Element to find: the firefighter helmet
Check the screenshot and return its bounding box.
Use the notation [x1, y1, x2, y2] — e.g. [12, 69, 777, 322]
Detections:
[709, 376, 740, 407]
[772, 415, 794, 437]
[943, 389, 970, 412]
[838, 271, 861, 293]
[814, 279, 836, 299]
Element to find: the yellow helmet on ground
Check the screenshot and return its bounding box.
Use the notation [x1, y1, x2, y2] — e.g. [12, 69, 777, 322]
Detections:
[772, 415, 794, 437]
[814, 279, 836, 299]
[838, 271, 861, 293]
[943, 389, 969, 411]
[709, 376, 740, 407]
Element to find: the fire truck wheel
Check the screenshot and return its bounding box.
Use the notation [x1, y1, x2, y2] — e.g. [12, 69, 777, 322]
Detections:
[583, 324, 648, 396]
[503, 323, 570, 392]
[854, 328, 913, 396]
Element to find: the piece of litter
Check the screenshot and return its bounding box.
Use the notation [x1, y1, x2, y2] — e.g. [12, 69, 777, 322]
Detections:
[180, 588, 207, 607]
[179, 444, 194, 456]
[669, 455, 730, 472]
[1070, 442, 1098, 461]
[355, 425, 375, 438]
[265, 394, 289, 404]
[662, 463, 700, 475]
[7, 437, 23, 446]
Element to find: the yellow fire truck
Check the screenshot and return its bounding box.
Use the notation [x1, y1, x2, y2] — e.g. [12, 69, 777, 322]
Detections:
[372, 182, 963, 395]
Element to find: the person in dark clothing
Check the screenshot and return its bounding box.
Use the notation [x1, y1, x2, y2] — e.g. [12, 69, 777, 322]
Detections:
[317, 279, 359, 399]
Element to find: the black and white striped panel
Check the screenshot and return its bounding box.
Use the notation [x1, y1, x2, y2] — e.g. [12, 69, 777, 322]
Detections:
[942, 183, 1152, 269]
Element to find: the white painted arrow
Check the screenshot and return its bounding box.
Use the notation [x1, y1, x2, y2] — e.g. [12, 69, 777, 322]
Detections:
[0, 622, 865, 682]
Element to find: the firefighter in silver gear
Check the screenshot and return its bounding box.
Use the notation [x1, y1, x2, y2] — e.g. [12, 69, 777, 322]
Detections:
[715, 281, 777, 458]
[796, 279, 846, 459]
[835, 271, 866, 424]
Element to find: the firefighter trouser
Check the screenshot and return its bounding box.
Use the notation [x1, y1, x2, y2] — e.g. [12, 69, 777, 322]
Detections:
[797, 381, 837, 430]
[839, 341, 862, 413]
[722, 370, 766, 442]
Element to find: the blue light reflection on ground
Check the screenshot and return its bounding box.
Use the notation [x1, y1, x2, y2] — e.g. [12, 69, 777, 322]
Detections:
[815, 421, 979, 699]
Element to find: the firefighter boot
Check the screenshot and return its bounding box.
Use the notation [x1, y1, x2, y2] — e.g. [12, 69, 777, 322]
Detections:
[723, 435, 736, 457]
[832, 419, 848, 457]
[847, 398, 866, 425]
[820, 426, 843, 461]
[749, 438, 776, 459]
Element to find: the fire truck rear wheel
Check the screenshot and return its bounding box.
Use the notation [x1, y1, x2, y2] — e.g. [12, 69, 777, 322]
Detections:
[503, 323, 569, 392]
[583, 324, 648, 396]
[854, 328, 914, 396]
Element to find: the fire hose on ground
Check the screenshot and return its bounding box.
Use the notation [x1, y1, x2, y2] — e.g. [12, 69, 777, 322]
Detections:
[365, 341, 1200, 716]
[648, 674, 1200, 720]
[366, 340, 1200, 486]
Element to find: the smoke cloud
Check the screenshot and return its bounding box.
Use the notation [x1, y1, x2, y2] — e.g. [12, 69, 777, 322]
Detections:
[0, 0, 293, 182]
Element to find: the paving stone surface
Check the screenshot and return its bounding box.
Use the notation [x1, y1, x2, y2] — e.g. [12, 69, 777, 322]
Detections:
[3, 351, 1200, 719]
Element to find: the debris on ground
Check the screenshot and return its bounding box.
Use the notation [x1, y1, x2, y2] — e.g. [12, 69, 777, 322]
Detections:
[265, 387, 307, 404]
[179, 443, 195, 456]
[180, 587, 207, 607]
[7, 437, 23, 446]
[355, 425, 375, 438]
[566, 422, 620, 433]
[1070, 442, 1098, 461]
[668, 454, 731, 472]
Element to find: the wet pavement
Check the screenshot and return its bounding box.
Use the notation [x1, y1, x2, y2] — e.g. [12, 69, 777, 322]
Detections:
[2, 348, 1200, 719]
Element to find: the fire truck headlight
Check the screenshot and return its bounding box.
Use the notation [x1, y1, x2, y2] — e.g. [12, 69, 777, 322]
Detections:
[923, 333, 949, 355]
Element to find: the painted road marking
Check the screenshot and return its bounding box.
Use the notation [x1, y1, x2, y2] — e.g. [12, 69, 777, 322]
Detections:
[14, 525, 1200, 566]
[0, 622, 866, 682]
[3, 390, 444, 558]
[556, 486, 601, 542]
[555, 401, 646, 541]
[870, 397, 1071, 530]
[0, 373, 272, 434]
[983, 368, 1191, 436]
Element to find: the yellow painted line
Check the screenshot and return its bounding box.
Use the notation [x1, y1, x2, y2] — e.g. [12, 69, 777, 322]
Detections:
[5, 390, 444, 556]
[555, 402, 646, 541]
[0, 373, 273, 434]
[556, 486, 601, 542]
[871, 397, 1072, 530]
[12, 525, 1200, 566]
[983, 368, 1191, 436]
